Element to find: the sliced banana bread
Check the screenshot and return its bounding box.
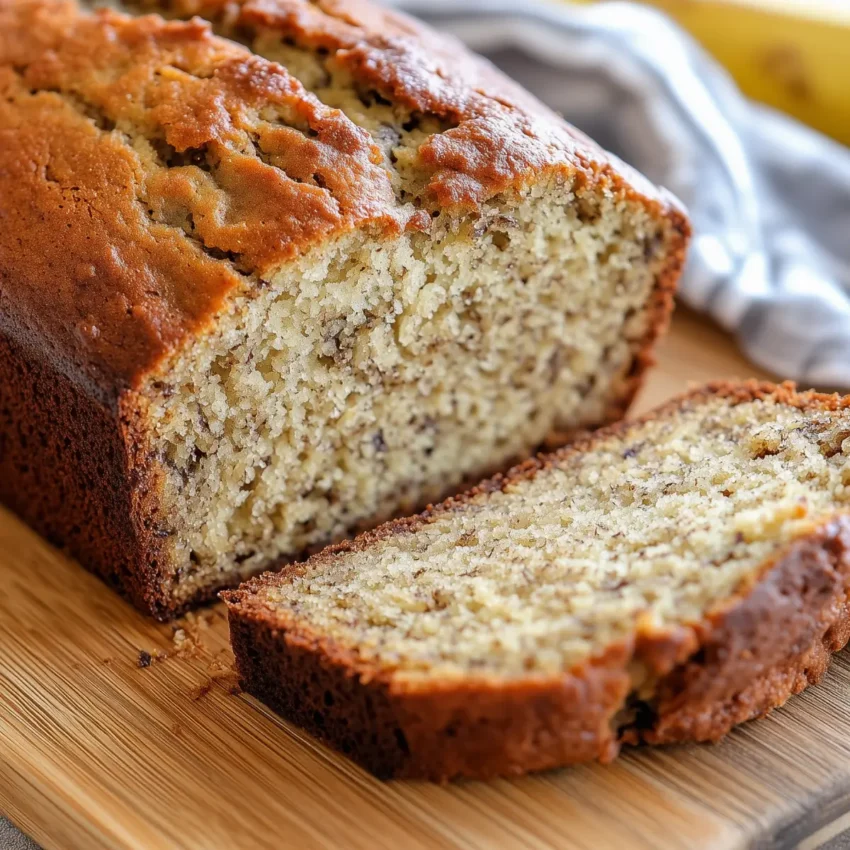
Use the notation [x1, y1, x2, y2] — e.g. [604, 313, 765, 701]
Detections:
[225, 382, 850, 781]
[0, 0, 687, 619]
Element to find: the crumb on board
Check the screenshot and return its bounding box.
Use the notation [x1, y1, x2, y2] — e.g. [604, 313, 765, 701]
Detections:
[137, 648, 168, 668]
[169, 610, 216, 659]
[190, 681, 213, 701]
[188, 670, 243, 700]
[137, 610, 216, 669]
[135, 609, 241, 697]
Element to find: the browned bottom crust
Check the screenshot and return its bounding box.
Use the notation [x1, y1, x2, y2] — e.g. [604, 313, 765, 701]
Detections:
[634, 518, 850, 747]
[225, 382, 850, 781]
[228, 517, 850, 781]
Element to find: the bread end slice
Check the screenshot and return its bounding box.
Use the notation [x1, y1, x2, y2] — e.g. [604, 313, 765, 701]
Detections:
[225, 384, 850, 780]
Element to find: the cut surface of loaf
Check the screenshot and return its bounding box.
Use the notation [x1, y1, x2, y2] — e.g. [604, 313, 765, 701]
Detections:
[225, 382, 850, 780]
[0, 0, 687, 618]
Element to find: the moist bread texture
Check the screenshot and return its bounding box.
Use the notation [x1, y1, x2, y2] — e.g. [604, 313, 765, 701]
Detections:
[225, 382, 850, 781]
[0, 0, 687, 618]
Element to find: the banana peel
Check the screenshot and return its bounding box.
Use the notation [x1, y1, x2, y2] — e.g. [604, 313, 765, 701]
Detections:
[569, 0, 850, 146]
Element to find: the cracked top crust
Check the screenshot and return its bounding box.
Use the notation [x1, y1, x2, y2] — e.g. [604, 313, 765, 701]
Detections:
[0, 0, 681, 403]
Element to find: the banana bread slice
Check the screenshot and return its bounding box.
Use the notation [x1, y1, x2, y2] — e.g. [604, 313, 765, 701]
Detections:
[225, 382, 850, 781]
[0, 0, 687, 619]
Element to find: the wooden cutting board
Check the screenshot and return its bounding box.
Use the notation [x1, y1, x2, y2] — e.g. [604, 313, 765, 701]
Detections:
[3, 308, 850, 850]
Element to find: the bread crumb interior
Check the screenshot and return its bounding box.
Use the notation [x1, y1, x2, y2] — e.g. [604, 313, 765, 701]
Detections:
[149, 179, 666, 603]
[260, 397, 850, 679]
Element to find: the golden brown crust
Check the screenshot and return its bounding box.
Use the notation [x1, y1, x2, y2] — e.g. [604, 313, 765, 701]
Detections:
[0, 0, 412, 396]
[0, 0, 686, 396]
[225, 382, 850, 780]
[141, 0, 686, 211]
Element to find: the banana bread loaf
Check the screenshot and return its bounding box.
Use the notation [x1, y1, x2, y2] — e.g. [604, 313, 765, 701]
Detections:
[0, 0, 688, 619]
[225, 382, 850, 780]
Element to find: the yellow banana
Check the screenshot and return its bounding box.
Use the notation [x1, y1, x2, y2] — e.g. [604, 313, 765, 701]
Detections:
[568, 0, 850, 146]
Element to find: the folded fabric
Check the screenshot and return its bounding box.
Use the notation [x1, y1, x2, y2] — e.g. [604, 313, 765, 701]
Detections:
[390, 0, 850, 388]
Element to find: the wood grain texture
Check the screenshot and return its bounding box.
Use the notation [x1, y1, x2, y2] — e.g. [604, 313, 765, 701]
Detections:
[3, 309, 849, 850]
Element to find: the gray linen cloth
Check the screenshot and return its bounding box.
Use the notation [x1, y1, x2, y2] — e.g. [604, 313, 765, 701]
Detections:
[4, 1, 850, 847]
